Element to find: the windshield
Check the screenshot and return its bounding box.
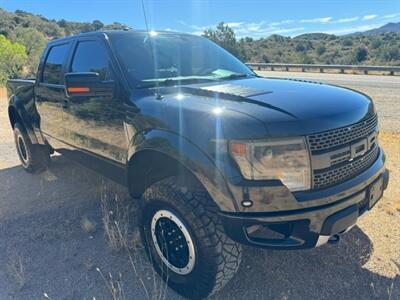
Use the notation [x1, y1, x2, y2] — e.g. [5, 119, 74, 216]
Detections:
[110, 32, 255, 88]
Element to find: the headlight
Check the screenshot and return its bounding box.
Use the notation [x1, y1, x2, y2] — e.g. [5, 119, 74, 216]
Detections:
[229, 137, 311, 191]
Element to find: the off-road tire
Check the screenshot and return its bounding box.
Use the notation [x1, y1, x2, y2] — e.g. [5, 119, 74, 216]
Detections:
[140, 176, 242, 299]
[13, 122, 50, 173]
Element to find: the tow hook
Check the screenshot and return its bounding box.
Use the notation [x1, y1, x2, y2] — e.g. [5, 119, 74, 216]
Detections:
[328, 234, 341, 244]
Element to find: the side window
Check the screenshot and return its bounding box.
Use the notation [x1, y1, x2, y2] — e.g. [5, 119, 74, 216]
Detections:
[71, 40, 113, 80]
[42, 44, 69, 85]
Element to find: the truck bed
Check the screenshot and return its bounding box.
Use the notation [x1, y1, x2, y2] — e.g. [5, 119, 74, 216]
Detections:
[6, 79, 35, 97]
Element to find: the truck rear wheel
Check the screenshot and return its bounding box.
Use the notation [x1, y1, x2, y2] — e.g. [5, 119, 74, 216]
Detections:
[140, 176, 242, 299]
[13, 123, 50, 173]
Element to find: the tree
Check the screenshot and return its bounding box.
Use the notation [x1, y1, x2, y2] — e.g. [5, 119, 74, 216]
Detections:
[261, 54, 270, 63]
[342, 38, 353, 47]
[295, 43, 306, 52]
[353, 47, 368, 63]
[296, 53, 313, 64]
[92, 20, 104, 31]
[370, 39, 382, 49]
[316, 44, 326, 56]
[381, 46, 400, 61]
[11, 27, 47, 76]
[57, 19, 68, 28]
[0, 35, 28, 84]
[203, 22, 244, 59]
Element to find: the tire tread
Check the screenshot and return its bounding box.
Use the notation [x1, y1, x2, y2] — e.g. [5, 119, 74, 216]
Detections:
[142, 176, 242, 298]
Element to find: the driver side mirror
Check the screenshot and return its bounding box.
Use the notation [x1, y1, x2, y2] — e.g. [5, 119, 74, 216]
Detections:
[64, 72, 114, 98]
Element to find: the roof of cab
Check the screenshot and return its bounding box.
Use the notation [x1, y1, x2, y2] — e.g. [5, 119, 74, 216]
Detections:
[48, 29, 194, 45]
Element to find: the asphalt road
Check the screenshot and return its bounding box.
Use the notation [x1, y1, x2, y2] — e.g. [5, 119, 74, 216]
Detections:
[256, 71, 400, 133]
[256, 70, 400, 90]
[0, 72, 399, 300]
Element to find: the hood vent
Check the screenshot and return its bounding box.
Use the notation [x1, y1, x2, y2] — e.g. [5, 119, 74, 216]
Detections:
[200, 83, 271, 98]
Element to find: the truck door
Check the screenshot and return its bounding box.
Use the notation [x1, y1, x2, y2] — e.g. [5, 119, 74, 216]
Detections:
[35, 43, 71, 141]
[62, 38, 126, 164]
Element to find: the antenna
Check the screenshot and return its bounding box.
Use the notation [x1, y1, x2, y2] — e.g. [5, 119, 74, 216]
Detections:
[141, 0, 151, 35]
[140, 0, 162, 97]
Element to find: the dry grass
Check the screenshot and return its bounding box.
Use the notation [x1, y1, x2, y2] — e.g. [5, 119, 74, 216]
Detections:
[379, 132, 400, 211]
[100, 191, 131, 251]
[7, 254, 27, 289]
[98, 183, 172, 300]
[99, 184, 150, 299]
[81, 216, 96, 234]
[96, 268, 126, 300]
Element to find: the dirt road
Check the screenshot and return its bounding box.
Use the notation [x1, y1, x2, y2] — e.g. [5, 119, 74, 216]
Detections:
[0, 75, 399, 299]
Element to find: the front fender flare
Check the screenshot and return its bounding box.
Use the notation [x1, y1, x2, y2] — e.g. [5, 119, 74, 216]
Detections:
[127, 129, 238, 212]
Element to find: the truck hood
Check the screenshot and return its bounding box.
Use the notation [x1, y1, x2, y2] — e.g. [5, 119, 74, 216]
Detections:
[176, 77, 375, 137]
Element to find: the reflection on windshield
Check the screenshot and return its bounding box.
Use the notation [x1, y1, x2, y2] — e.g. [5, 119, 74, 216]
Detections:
[110, 32, 255, 88]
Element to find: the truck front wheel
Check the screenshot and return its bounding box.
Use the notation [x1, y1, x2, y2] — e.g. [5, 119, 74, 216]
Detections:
[13, 123, 50, 173]
[140, 176, 242, 299]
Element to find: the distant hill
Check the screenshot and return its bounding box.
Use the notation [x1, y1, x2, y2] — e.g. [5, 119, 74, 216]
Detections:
[352, 22, 400, 36]
[294, 33, 335, 40]
[0, 8, 128, 79]
[0, 8, 127, 39]
[0, 7, 399, 84]
[240, 30, 400, 66]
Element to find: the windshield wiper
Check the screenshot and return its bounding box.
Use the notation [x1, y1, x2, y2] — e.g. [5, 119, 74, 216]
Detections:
[136, 77, 215, 89]
[219, 73, 251, 80]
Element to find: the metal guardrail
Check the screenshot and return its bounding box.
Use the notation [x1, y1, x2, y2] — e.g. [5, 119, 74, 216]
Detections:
[247, 63, 400, 75]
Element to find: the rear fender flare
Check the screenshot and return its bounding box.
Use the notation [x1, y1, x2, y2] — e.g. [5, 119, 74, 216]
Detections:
[8, 96, 38, 144]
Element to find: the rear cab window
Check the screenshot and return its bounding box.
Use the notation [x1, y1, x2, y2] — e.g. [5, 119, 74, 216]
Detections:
[42, 43, 70, 85]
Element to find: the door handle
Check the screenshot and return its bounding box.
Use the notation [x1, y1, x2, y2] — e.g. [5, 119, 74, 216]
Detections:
[62, 99, 69, 109]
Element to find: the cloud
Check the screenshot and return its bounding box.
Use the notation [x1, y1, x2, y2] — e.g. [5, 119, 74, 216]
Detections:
[269, 19, 294, 26]
[225, 22, 244, 28]
[323, 23, 384, 35]
[382, 13, 400, 19]
[300, 17, 332, 23]
[266, 27, 305, 35]
[183, 12, 393, 39]
[363, 14, 377, 20]
[336, 17, 359, 23]
[235, 25, 305, 38]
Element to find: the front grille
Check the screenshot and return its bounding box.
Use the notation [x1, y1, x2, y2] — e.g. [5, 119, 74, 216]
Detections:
[308, 114, 378, 153]
[313, 146, 379, 189]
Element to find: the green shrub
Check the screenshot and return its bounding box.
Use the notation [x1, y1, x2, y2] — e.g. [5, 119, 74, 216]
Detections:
[0, 35, 28, 84]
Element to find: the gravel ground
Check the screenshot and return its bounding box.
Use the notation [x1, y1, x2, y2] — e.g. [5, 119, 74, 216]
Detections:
[1, 74, 399, 300]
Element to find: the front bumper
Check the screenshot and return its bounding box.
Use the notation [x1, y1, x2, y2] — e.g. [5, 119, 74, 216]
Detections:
[220, 150, 389, 250]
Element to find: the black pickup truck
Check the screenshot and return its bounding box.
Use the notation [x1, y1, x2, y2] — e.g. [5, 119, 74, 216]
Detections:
[7, 30, 389, 298]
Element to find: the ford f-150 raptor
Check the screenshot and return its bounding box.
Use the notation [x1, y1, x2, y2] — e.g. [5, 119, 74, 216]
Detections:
[7, 30, 389, 299]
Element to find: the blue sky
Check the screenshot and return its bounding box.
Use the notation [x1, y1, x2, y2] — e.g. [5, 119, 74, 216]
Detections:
[1, 0, 400, 38]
